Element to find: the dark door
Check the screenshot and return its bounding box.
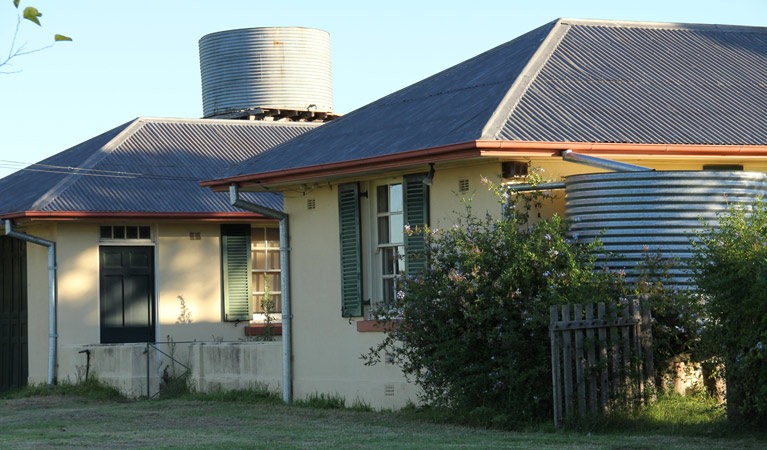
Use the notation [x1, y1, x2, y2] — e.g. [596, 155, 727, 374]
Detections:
[100, 246, 155, 343]
[0, 236, 28, 391]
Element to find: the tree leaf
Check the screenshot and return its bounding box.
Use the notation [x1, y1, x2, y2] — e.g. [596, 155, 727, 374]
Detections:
[23, 6, 42, 26]
[13, 0, 20, 9]
[54, 34, 72, 42]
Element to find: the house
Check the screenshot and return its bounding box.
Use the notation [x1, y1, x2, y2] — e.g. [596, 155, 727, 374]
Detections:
[0, 117, 322, 395]
[201, 18, 767, 408]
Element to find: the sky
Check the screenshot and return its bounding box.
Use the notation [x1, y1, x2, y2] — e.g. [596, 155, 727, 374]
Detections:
[1, 0, 766, 178]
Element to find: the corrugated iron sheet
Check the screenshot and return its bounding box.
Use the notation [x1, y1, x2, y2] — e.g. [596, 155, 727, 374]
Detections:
[0, 118, 319, 215]
[216, 22, 554, 179]
[499, 23, 767, 144]
[216, 20, 767, 183]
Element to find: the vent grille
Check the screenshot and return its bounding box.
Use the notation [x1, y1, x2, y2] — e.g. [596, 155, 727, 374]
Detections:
[307, 198, 316, 210]
[384, 384, 395, 396]
[189, 232, 201, 240]
[458, 179, 469, 193]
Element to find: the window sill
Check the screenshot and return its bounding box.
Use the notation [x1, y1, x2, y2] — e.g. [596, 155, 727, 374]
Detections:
[356, 319, 400, 333]
[244, 323, 282, 336]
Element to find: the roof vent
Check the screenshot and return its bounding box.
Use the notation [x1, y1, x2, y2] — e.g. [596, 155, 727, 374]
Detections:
[199, 27, 337, 122]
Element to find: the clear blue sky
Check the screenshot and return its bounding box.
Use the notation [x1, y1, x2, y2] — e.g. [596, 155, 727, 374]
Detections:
[1, 0, 765, 178]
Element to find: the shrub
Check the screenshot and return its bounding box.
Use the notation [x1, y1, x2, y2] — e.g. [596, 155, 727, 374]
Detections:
[689, 198, 767, 425]
[363, 178, 620, 421]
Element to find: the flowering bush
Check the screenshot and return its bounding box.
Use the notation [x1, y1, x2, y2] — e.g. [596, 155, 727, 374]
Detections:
[363, 177, 621, 421]
[690, 198, 767, 425]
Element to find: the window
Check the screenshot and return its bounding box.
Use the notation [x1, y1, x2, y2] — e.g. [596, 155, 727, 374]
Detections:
[251, 228, 281, 315]
[377, 183, 405, 304]
[221, 225, 282, 322]
[100, 225, 151, 241]
[337, 172, 429, 317]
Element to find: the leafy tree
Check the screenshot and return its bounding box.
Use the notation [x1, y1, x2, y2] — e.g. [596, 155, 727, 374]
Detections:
[2, 0, 71, 73]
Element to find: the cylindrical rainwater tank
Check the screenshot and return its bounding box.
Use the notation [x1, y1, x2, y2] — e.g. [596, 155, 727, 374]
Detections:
[565, 171, 767, 286]
[199, 27, 333, 118]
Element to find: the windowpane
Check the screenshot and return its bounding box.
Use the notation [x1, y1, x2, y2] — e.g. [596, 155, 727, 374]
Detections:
[389, 214, 403, 244]
[378, 216, 389, 244]
[397, 245, 405, 273]
[253, 294, 282, 313]
[382, 247, 396, 275]
[100, 226, 112, 239]
[383, 279, 395, 304]
[389, 184, 402, 212]
[139, 226, 151, 239]
[113, 226, 125, 239]
[377, 185, 388, 213]
[267, 251, 280, 270]
[126, 226, 138, 239]
[266, 273, 280, 290]
[265, 228, 279, 243]
[253, 249, 266, 270]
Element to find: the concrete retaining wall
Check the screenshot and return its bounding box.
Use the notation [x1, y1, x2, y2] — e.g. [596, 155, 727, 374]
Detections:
[75, 341, 281, 398]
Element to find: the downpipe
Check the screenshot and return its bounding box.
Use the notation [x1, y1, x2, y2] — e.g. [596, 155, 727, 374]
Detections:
[229, 185, 293, 404]
[4, 220, 58, 385]
[562, 149, 654, 172]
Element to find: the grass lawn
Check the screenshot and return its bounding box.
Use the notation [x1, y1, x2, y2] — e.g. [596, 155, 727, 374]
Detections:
[0, 389, 765, 449]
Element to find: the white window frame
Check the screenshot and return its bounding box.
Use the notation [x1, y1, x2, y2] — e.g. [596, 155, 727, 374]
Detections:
[250, 227, 282, 320]
[366, 178, 405, 306]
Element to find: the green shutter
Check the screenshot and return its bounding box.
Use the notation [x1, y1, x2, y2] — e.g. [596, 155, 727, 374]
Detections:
[221, 224, 252, 321]
[338, 182, 363, 317]
[403, 173, 430, 277]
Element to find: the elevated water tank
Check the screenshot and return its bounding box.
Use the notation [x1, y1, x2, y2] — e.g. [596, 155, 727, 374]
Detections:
[199, 27, 333, 118]
[566, 171, 767, 286]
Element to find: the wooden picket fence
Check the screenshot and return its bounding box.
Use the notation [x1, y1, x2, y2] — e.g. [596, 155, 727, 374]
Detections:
[549, 298, 655, 428]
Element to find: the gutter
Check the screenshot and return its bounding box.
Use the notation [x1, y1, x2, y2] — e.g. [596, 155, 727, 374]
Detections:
[228, 185, 293, 404]
[4, 220, 57, 385]
[202, 140, 767, 192]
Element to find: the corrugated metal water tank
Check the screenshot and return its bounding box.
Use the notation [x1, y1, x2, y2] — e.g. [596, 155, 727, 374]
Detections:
[566, 171, 767, 286]
[199, 27, 333, 118]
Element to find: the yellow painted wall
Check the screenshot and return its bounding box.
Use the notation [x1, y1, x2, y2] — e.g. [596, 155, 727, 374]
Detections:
[284, 161, 503, 408]
[19, 220, 262, 386]
[22, 223, 56, 385]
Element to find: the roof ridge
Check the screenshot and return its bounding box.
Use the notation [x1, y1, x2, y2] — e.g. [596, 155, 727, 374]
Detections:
[481, 19, 571, 140]
[558, 17, 767, 33]
[134, 116, 324, 127]
[30, 118, 146, 211]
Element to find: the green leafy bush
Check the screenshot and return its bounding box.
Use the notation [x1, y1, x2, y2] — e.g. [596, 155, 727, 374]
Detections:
[364, 178, 620, 421]
[690, 198, 767, 425]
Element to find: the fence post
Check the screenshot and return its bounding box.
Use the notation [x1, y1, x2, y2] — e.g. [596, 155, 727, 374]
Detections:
[586, 303, 598, 415]
[562, 304, 574, 418]
[574, 304, 587, 418]
[641, 302, 656, 401]
[550, 305, 563, 429]
[597, 302, 609, 413]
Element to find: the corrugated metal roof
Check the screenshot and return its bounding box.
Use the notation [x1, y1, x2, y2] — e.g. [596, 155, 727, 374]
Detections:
[0, 118, 320, 216]
[212, 18, 767, 184]
[498, 21, 767, 144]
[215, 22, 554, 179]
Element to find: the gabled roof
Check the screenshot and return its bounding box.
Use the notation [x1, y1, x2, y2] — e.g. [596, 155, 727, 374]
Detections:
[204, 18, 767, 190]
[0, 117, 320, 219]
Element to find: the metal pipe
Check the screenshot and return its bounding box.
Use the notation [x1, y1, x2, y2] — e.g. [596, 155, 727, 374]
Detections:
[562, 149, 653, 172]
[229, 185, 292, 404]
[4, 220, 57, 385]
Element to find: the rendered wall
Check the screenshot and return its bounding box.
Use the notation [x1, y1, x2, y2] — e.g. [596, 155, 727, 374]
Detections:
[283, 162, 502, 409]
[21, 221, 266, 387]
